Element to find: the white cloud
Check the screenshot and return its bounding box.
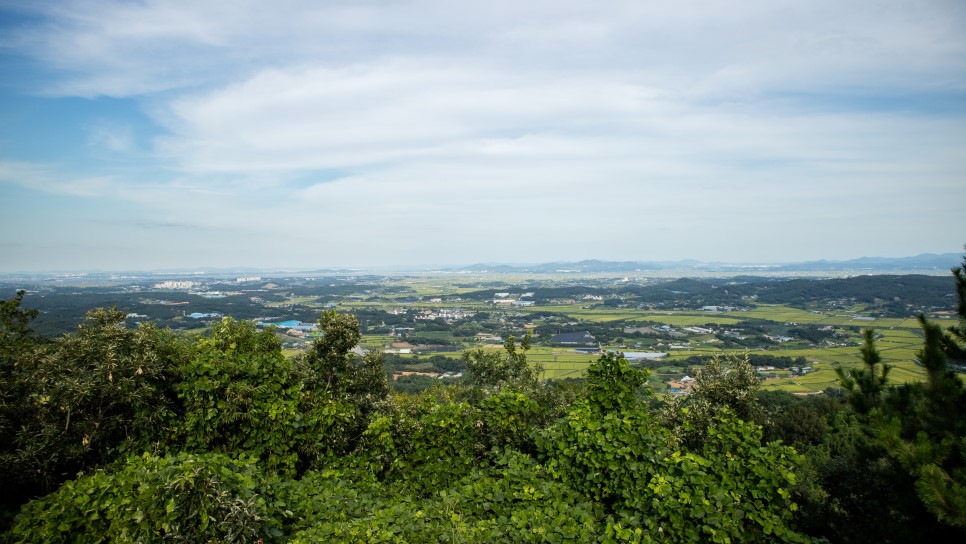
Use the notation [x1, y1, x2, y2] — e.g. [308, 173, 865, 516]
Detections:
[5, 1, 963, 98]
[0, 160, 118, 198]
[1, 0, 964, 269]
[152, 63, 673, 174]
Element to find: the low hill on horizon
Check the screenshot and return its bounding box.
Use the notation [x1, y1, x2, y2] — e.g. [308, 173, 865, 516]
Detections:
[451, 253, 961, 275]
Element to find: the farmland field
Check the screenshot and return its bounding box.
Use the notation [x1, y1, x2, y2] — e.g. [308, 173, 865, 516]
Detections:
[625, 314, 745, 327]
[10, 269, 957, 396]
[326, 292, 940, 392]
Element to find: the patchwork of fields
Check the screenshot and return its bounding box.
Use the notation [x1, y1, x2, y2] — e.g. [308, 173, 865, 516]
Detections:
[14, 271, 955, 394]
[347, 296, 934, 392]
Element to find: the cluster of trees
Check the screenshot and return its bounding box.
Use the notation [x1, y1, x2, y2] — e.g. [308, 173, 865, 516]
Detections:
[0, 254, 964, 542]
[615, 278, 748, 310]
[672, 354, 811, 371]
[751, 275, 955, 311]
[755, 259, 966, 541]
[786, 326, 840, 345]
[458, 275, 953, 314]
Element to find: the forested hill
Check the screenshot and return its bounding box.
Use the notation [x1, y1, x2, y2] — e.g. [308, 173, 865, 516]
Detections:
[452, 253, 962, 274]
[750, 274, 955, 307]
[627, 274, 954, 309]
[461, 274, 955, 313]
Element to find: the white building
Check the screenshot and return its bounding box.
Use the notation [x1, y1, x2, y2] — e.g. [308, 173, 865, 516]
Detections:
[154, 281, 197, 289]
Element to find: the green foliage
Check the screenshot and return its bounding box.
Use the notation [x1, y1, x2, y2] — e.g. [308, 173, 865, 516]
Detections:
[478, 390, 543, 453]
[916, 457, 966, 529]
[585, 352, 649, 413]
[752, 274, 955, 309]
[677, 353, 809, 371]
[0, 291, 40, 527]
[462, 333, 577, 455]
[443, 450, 603, 543]
[8, 452, 280, 544]
[285, 451, 602, 544]
[835, 329, 890, 415]
[916, 315, 964, 431]
[0, 290, 37, 364]
[351, 392, 483, 496]
[637, 415, 804, 543]
[538, 401, 669, 507]
[797, 414, 926, 543]
[168, 317, 334, 475]
[873, 312, 966, 534]
[659, 353, 763, 448]
[295, 309, 389, 459]
[537, 399, 804, 542]
[760, 391, 840, 448]
[947, 250, 966, 358]
[270, 468, 385, 538]
[537, 350, 804, 541]
[464, 331, 539, 390]
[871, 257, 966, 533]
[811, 253, 966, 540]
[350, 372, 576, 500]
[1, 308, 186, 496]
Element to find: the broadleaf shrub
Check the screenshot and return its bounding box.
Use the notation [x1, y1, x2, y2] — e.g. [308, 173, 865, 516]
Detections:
[9, 452, 280, 544]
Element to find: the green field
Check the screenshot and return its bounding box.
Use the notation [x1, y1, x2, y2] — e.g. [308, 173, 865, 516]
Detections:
[280, 290, 941, 393]
[727, 305, 917, 329]
[656, 324, 927, 393]
[265, 296, 321, 308]
[539, 360, 595, 380]
[625, 314, 745, 327]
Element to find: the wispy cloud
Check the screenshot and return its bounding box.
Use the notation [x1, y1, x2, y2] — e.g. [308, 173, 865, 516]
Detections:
[4, 1, 960, 98]
[85, 120, 135, 153]
[0, 0, 964, 269]
[0, 160, 118, 197]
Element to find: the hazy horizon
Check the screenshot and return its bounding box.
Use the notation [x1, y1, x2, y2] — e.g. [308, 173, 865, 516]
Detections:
[1, 251, 961, 276]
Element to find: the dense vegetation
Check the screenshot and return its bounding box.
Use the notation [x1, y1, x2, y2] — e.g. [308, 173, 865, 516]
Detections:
[0, 259, 964, 542]
[751, 274, 955, 311]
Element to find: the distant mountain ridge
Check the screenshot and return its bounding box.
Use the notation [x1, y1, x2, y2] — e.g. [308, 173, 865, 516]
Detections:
[451, 253, 962, 274]
[787, 253, 961, 272]
[3, 253, 960, 279]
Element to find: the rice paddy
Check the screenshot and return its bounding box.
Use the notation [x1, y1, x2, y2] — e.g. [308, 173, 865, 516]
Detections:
[305, 290, 944, 392]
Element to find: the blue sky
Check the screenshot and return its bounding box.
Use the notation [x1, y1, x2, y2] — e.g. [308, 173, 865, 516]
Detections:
[1, 0, 964, 272]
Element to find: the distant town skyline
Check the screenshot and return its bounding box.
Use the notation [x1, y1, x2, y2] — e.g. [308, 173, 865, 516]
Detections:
[1, 1, 964, 273]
